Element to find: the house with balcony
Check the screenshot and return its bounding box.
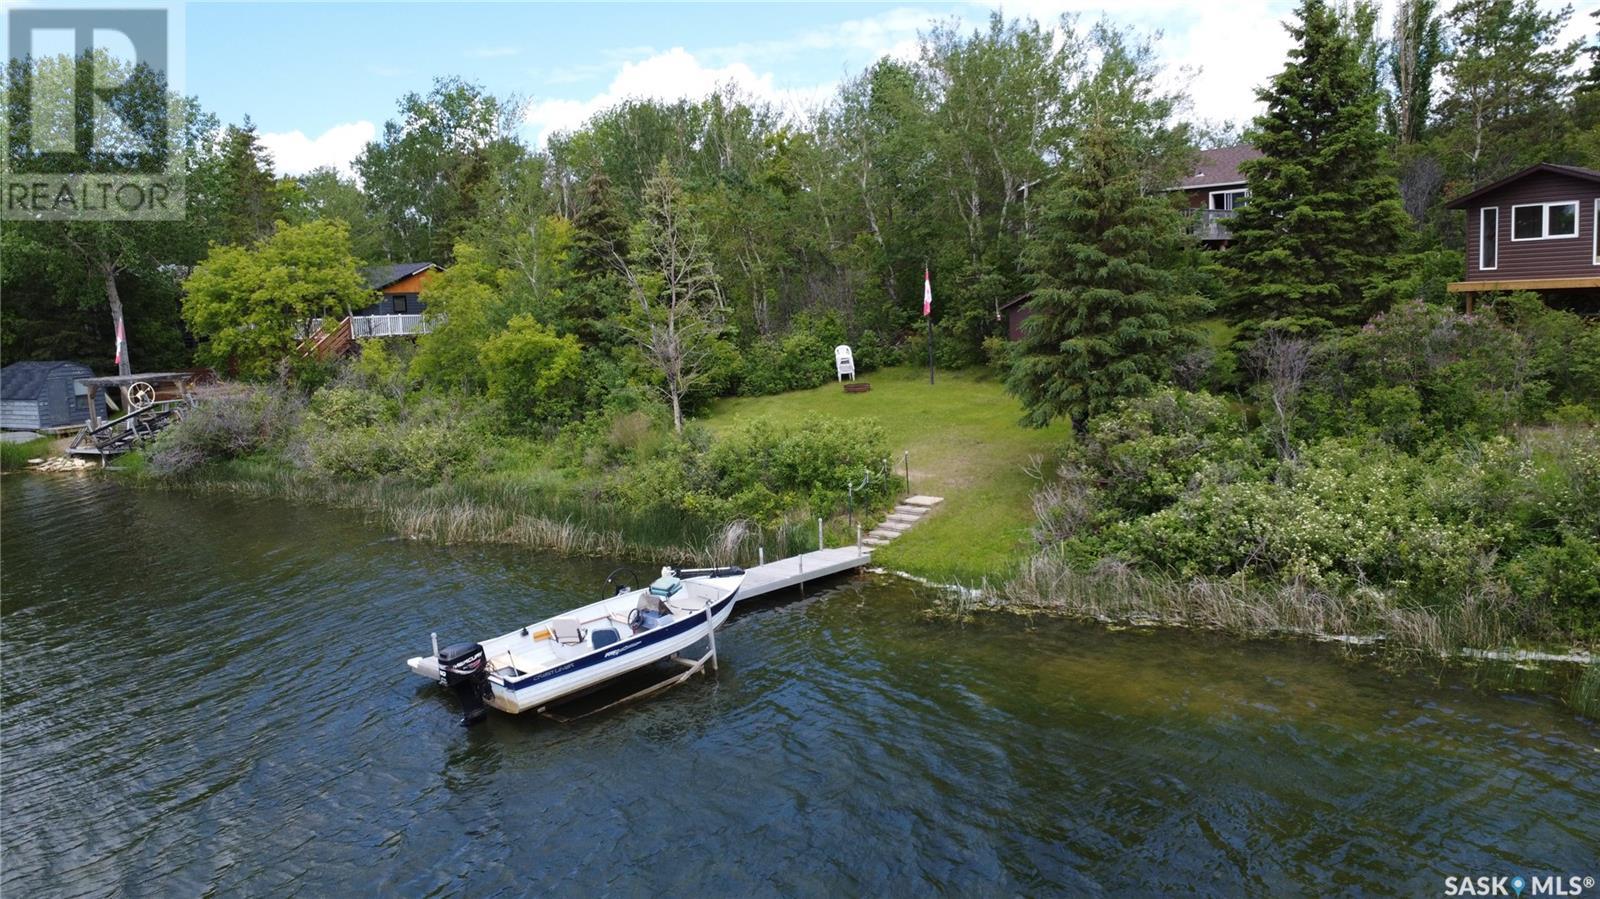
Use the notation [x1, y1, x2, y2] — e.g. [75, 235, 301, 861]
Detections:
[352, 262, 439, 337]
[1443, 163, 1600, 310]
[1171, 143, 1261, 246]
[1000, 144, 1263, 340]
[302, 262, 441, 360]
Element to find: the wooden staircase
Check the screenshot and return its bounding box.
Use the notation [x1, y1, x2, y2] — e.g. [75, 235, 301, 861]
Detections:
[862, 495, 943, 548]
[299, 316, 354, 360]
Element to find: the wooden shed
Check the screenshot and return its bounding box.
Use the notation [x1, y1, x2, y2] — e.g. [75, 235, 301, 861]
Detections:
[1, 361, 104, 431]
[1445, 163, 1600, 298]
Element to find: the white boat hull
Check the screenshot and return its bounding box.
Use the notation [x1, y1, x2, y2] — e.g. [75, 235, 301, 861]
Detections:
[407, 573, 742, 715]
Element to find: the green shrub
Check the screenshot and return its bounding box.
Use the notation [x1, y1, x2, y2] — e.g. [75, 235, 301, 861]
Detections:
[1069, 389, 1259, 516]
[478, 315, 586, 432]
[1079, 438, 1487, 602]
[736, 313, 851, 396]
[148, 386, 303, 476]
[1506, 531, 1600, 638]
[606, 414, 894, 525]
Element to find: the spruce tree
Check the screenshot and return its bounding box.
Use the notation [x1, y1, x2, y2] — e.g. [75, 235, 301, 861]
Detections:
[1225, 0, 1409, 330]
[1006, 36, 1201, 428]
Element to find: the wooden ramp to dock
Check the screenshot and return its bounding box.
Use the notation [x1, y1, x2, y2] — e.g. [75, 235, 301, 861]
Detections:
[739, 546, 871, 600]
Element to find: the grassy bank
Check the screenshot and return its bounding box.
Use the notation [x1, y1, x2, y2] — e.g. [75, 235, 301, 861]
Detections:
[0, 437, 57, 471]
[152, 456, 769, 568]
[706, 366, 1071, 582]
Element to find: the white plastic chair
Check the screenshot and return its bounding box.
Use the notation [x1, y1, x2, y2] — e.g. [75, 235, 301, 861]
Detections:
[835, 345, 855, 381]
[550, 618, 586, 646]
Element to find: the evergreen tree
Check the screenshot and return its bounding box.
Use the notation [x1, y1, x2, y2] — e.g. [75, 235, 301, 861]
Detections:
[572, 171, 628, 276]
[1436, 0, 1577, 184]
[211, 119, 282, 245]
[1006, 34, 1201, 428]
[1224, 0, 1409, 329]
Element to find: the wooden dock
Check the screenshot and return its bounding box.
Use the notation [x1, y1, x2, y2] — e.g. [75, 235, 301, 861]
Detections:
[738, 546, 872, 600]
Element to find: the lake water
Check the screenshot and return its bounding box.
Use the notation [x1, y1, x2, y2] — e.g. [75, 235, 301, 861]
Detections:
[2, 475, 1596, 896]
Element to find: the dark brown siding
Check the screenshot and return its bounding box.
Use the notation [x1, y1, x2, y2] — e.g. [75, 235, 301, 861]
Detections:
[1464, 171, 1600, 281]
[1007, 303, 1034, 341]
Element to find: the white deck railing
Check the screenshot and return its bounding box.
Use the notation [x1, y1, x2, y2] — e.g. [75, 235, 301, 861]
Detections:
[306, 314, 433, 339]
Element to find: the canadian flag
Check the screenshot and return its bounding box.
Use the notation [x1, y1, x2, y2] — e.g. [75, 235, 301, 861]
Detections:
[113, 318, 125, 366]
[923, 267, 932, 317]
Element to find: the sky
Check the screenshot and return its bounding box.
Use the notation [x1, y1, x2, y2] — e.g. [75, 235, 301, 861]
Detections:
[170, 0, 1588, 177]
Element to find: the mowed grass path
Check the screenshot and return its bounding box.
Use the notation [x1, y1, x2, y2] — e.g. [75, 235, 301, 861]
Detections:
[703, 366, 1073, 583]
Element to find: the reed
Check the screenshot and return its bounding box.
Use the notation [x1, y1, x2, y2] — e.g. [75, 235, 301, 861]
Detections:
[990, 552, 1537, 660]
[158, 462, 776, 568]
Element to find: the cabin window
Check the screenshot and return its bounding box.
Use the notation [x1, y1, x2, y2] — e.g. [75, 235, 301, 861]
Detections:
[1209, 189, 1248, 211]
[391, 294, 410, 314]
[1479, 207, 1498, 271]
[1511, 201, 1581, 240]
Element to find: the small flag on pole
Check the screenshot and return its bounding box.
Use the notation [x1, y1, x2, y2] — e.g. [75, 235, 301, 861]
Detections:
[923, 267, 932, 317]
[113, 318, 125, 366]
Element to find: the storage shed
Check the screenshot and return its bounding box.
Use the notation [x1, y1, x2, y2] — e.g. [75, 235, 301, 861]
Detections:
[1, 361, 104, 431]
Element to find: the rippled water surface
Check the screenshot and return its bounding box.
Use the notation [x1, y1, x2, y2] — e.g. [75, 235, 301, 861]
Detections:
[3, 476, 1597, 896]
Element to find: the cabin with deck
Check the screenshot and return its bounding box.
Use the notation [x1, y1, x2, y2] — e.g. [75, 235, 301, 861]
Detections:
[351, 262, 439, 338]
[1444, 164, 1600, 308]
[1172, 144, 1261, 247]
[302, 262, 442, 359]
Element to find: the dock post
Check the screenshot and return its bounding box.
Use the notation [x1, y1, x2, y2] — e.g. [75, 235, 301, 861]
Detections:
[758, 546, 765, 567]
[856, 524, 862, 556]
[707, 608, 719, 672]
[818, 517, 824, 551]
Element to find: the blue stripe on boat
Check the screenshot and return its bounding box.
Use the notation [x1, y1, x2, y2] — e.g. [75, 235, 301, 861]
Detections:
[497, 589, 740, 692]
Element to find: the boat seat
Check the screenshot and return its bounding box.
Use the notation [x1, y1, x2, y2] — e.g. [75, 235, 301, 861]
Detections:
[550, 617, 586, 646]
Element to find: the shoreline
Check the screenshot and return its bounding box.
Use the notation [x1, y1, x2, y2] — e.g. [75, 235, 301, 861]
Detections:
[19, 462, 1597, 716]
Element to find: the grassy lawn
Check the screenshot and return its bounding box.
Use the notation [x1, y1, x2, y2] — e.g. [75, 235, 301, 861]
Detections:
[703, 365, 1073, 583]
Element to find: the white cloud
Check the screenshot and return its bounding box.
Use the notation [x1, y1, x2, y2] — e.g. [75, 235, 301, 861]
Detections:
[524, 47, 834, 144]
[260, 121, 376, 177]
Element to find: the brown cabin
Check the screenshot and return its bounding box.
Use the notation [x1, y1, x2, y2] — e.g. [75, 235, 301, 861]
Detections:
[356, 262, 439, 318]
[1444, 164, 1600, 303]
[1171, 143, 1262, 246]
[1001, 144, 1263, 340]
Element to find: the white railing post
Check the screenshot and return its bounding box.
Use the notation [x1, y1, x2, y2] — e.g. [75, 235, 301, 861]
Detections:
[856, 524, 862, 556]
[758, 547, 765, 567]
[818, 517, 824, 551]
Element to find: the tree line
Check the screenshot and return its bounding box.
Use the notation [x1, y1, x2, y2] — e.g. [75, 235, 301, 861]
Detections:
[2, 0, 1594, 428]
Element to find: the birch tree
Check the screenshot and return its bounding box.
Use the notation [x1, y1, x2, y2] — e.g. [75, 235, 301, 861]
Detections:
[621, 161, 724, 433]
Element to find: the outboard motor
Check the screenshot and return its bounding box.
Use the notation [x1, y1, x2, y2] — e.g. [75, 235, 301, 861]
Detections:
[438, 642, 490, 727]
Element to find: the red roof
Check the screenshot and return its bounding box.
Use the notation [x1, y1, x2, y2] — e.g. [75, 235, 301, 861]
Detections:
[1173, 144, 1261, 190]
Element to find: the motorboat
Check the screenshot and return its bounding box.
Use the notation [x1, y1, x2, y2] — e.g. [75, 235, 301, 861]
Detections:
[407, 566, 745, 725]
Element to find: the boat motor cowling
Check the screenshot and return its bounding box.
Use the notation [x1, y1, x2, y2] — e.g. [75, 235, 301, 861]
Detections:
[438, 642, 490, 727]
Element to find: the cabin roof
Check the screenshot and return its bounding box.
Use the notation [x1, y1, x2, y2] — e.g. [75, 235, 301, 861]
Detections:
[1, 361, 92, 401]
[362, 262, 438, 290]
[1173, 144, 1262, 191]
[1443, 163, 1600, 209]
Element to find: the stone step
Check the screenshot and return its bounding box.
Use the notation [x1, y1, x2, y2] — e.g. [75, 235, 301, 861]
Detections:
[878, 520, 911, 533]
[866, 529, 899, 541]
[903, 495, 944, 508]
[889, 509, 924, 521]
[862, 538, 890, 548]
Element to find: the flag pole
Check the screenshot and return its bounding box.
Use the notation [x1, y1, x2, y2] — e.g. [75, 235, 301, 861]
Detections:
[924, 262, 934, 385]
